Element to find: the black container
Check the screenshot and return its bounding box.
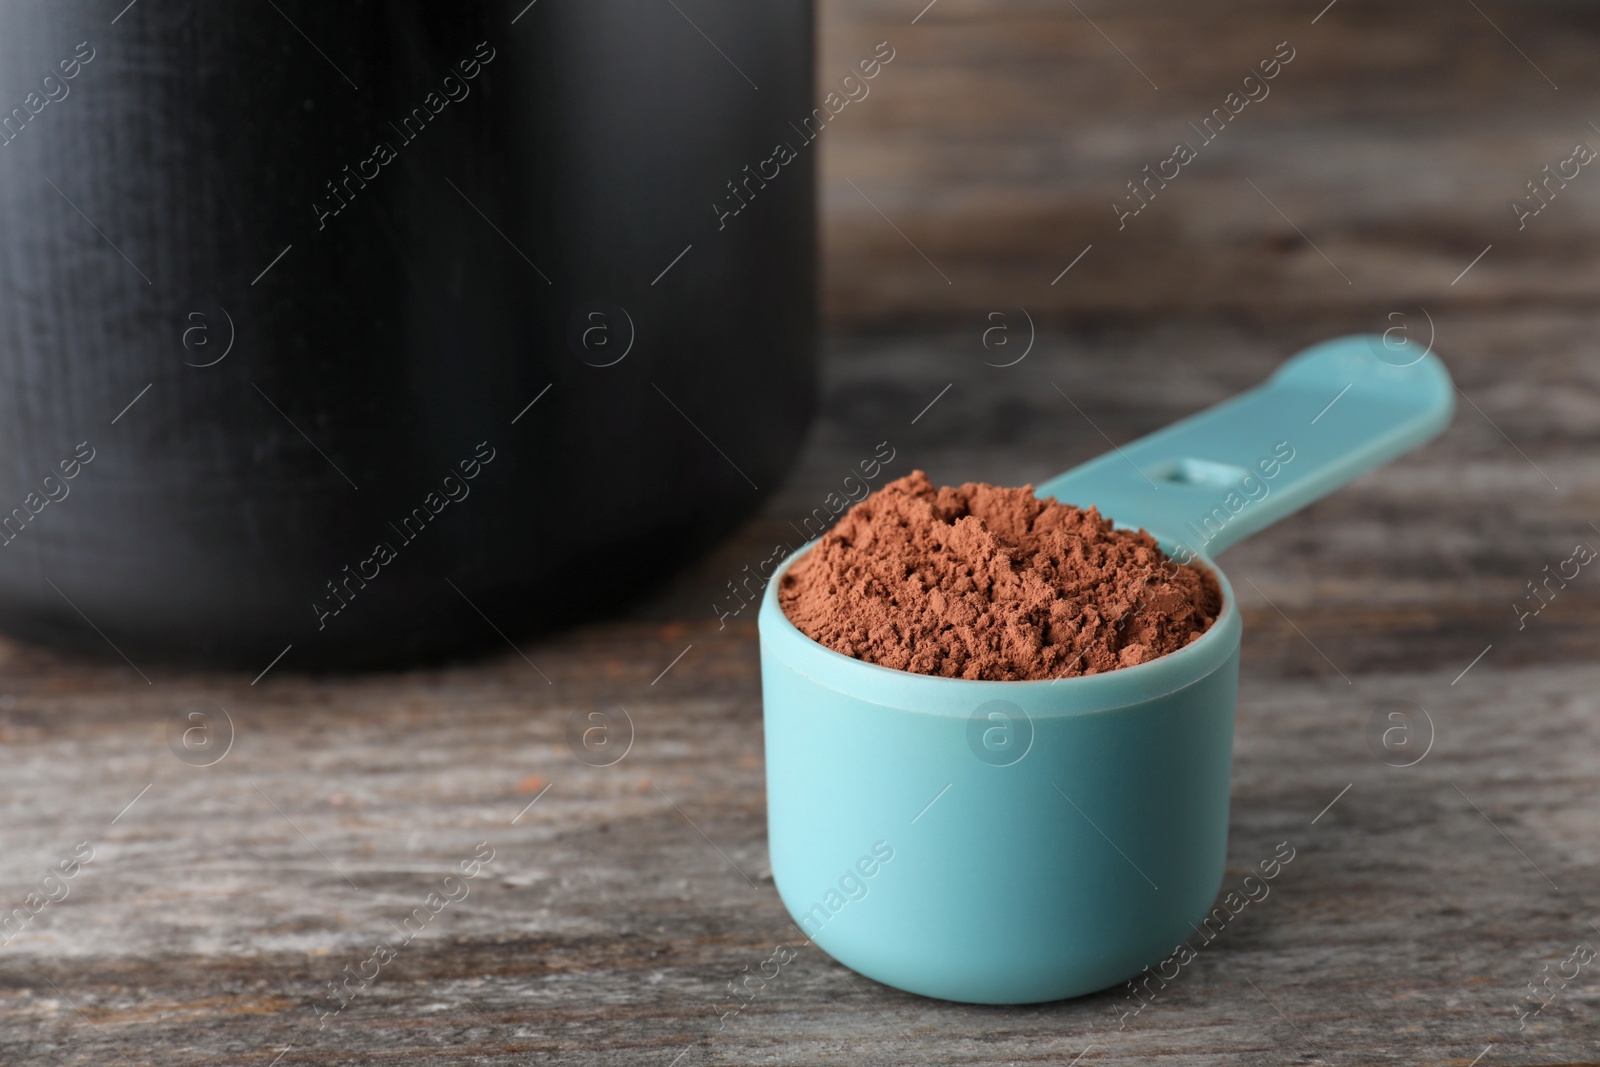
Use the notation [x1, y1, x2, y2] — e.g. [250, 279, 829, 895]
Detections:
[0, 1, 815, 668]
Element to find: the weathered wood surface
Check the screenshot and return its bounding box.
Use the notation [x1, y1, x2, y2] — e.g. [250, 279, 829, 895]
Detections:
[1, 311, 1598, 1065]
[5, 0, 1600, 1061]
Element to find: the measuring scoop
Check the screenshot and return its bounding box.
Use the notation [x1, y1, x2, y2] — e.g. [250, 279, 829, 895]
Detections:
[758, 334, 1452, 1004]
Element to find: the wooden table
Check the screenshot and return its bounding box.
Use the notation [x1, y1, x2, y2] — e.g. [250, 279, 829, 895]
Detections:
[2, 313, 1596, 1065]
[5, 0, 1600, 1063]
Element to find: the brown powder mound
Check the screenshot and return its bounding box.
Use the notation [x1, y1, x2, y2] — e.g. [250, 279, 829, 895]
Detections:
[778, 470, 1223, 680]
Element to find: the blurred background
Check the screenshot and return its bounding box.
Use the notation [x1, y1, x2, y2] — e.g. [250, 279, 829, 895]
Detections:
[819, 0, 1591, 324]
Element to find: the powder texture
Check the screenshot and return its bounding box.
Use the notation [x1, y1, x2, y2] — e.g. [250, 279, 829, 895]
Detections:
[778, 471, 1222, 681]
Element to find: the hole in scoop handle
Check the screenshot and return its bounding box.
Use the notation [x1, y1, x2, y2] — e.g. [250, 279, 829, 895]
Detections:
[1033, 334, 1454, 557]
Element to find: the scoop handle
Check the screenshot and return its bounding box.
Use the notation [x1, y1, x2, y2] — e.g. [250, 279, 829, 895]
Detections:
[1033, 334, 1454, 557]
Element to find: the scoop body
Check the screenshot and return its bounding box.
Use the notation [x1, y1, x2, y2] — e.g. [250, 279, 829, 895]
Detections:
[759, 335, 1453, 1003]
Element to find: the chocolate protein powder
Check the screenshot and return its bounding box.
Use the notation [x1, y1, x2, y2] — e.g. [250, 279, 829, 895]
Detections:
[778, 471, 1222, 681]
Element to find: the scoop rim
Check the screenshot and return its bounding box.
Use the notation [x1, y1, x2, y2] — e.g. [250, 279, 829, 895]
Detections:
[757, 528, 1242, 717]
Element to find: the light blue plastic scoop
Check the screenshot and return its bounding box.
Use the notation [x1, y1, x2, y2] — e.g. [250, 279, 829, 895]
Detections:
[758, 335, 1452, 1004]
